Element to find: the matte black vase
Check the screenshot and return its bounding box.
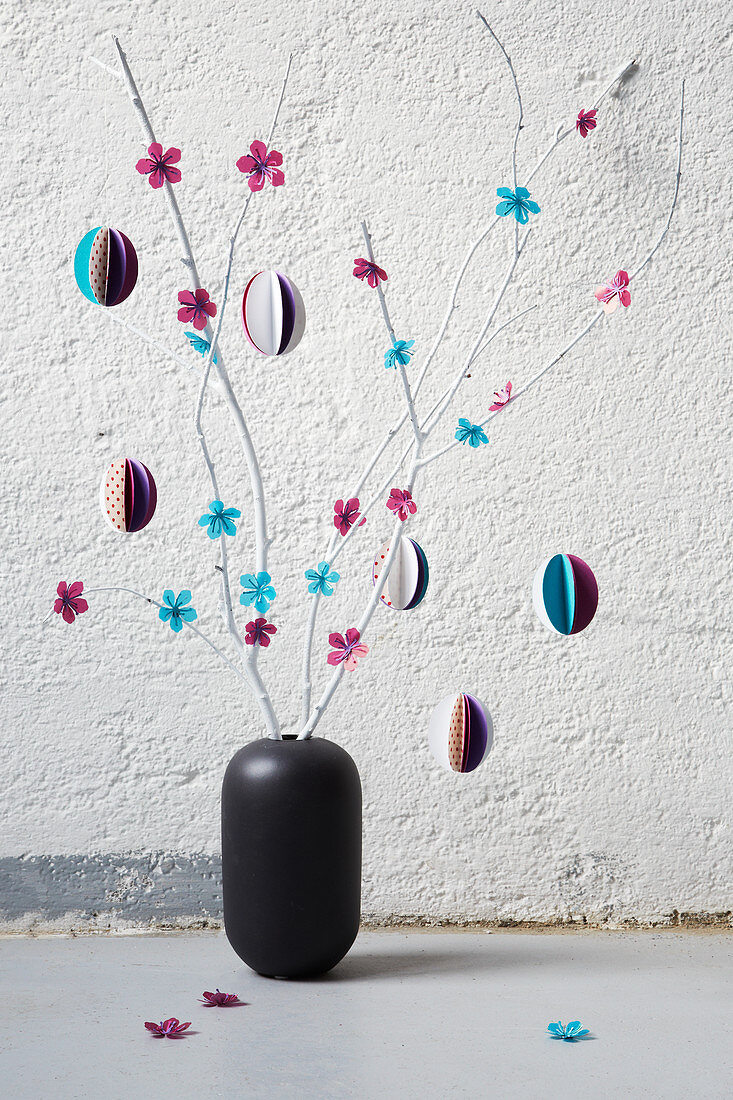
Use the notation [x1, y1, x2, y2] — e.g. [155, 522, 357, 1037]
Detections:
[221, 736, 362, 979]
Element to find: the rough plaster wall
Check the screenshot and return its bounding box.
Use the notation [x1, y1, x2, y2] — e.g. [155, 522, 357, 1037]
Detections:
[1, 0, 730, 930]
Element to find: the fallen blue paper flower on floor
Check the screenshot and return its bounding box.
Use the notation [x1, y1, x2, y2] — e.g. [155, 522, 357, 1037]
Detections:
[547, 1020, 590, 1041]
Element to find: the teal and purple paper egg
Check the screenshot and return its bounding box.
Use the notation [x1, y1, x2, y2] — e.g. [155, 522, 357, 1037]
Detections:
[372, 537, 429, 610]
[532, 553, 598, 635]
[428, 692, 493, 773]
[74, 227, 138, 307]
[241, 270, 306, 356]
[99, 459, 157, 533]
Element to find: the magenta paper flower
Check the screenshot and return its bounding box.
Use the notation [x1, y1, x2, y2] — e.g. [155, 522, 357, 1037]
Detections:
[177, 289, 217, 331]
[333, 498, 366, 536]
[353, 258, 388, 288]
[327, 628, 369, 671]
[489, 381, 513, 411]
[236, 140, 284, 192]
[386, 488, 417, 522]
[144, 1018, 191, 1038]
[576, 109, 597, 138]
[595, 270, 631, 314]
[201, 989, 243, 1007]
[245, 617, 277, 647]
[135, 143, 182, 188]
[54, 581, 88, 624]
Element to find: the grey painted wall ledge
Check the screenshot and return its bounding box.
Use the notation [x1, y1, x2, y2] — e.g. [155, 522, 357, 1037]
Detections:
[2, 855, 731, 933]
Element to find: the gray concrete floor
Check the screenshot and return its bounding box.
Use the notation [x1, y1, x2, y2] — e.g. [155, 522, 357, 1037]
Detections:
[0, 930, 731, 1099]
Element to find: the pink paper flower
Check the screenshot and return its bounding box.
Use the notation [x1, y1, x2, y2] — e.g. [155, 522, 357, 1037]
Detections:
[135, 143, 182, 188]
[177, 289, 217, 331]
[201, 989, 242, 1007]
[353, 258, 388, 288]
[236, 140, 284, 192]
[144, 1018, 191, 1038]
[489, 381, 513, 411]
[333, 498, 366, 536]
[327, 628, 369, 671]
[576, 109, 597, 139]
[245, 617, 277, 647]
[386, 488, 417, 522]
[594, 270, 631, 314]
[54, 581, 88, 624]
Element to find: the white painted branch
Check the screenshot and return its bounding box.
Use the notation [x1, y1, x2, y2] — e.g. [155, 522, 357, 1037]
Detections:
[476, 11, 523, 192]
[106, 312, 210, 380]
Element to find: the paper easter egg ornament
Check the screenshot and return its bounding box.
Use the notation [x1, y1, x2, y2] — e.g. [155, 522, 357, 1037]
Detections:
[241, 270, 305, 356]
[532, 553, 598, 635]
[372, 538, 429, 610]
[99, 459, 157, 533]
[74, 227, 138, 307]
[428, 693, 493, 773]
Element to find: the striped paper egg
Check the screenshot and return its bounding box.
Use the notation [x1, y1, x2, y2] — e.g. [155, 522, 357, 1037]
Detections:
[241, 270, 306, 356]
[74, 227, 138, 307]
[99, 459, 157, 533]
[372, 537, 429, 610]
[532, 553, 598, 635]
[428, 693, 493, 773]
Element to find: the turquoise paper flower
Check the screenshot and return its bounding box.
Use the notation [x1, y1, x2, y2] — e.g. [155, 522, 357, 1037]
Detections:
[184, 331, 218, 365]
[159, 590, 197, 633]
[455, 418, 488, 448]
[496, 186, 540, 224]
[240, 571, 276, 614]
[547, 1020, 590, 1042]
[384, 339, 415, 370]
[305, 561, 341, 597]
[198, 500, 241, 539]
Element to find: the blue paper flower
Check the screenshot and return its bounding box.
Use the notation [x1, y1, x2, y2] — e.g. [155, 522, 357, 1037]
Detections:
[198, 500, 241, 539]
[305, 561, 341, 597]
[185, 331, 218, 364]
[455, 418, 488, 448]
[496, 186, 540, 224]
[240, 571, 276, 614]
[159, 589, 197, 633]
[547, 1021, 590, 1042]
[384, 339, 415, 370]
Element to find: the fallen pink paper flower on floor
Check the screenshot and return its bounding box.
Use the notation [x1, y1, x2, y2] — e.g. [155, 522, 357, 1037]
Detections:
[236, 140, 284, 191]
[595, 270, 631, 314]
[327, 628, 369, 671]
[201, 989, 243, 1007]
[54, 581, 89, 624]
[144, 1018, 191, 1038]
[135, 143, 182, 188]
[353, 258, 388, 288]
[489, 381, 513, 411]
[177, 289, 217, 331]
[386, 488, 417, 522]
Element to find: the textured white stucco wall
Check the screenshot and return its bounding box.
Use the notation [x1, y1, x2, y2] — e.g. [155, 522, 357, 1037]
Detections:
[1, 0, 730, 929]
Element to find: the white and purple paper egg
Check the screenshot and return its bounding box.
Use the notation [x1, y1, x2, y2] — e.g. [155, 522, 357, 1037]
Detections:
[74, 227, 138, 307]
[372, 538, 429, 610]
[99, 459, 157, 533]
[532, 553, 598, 635]
[428, 693, 493, 773]
[241, 270, 306, 356]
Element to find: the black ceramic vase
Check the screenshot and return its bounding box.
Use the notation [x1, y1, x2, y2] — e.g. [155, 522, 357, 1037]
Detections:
[221, 736, 362, 979]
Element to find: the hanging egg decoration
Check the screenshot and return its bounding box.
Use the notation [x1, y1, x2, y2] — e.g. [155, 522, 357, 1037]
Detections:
[532, 553, 598, 635]
[428, 693, 493, 773]
[241, 270, 306, 356]
[372, 537, 429, 610]
[99, 459, 157, 533]
[74, 227, 138, 307]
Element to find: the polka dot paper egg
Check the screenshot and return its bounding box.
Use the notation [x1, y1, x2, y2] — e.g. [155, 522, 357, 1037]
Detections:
[241, 270, 306, 356]
[532, 553, 598, 635]
[99, 459, 157, 533]
[372, 537, 429, 610]
[428, 693, 493, 773]
[74, 227, 138, 307]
